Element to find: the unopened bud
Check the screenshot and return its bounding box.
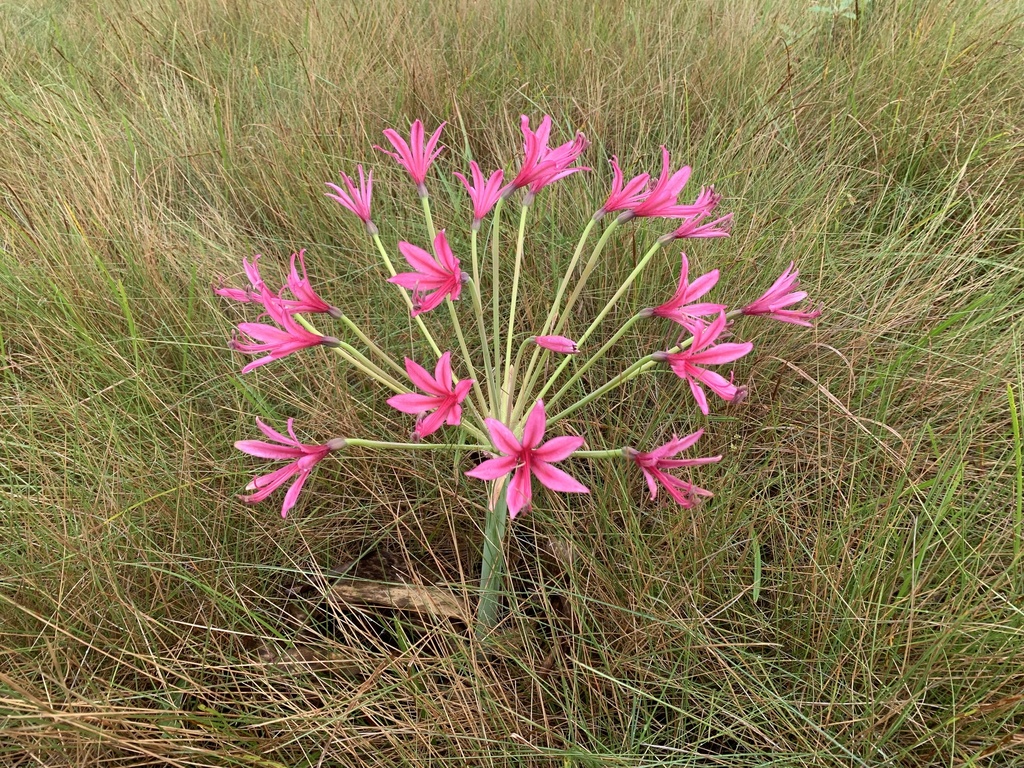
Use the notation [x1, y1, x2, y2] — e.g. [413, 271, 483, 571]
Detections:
[731, 385, 748, 406]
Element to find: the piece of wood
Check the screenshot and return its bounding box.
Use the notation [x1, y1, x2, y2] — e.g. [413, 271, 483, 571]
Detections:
[328, 580, 470, 624]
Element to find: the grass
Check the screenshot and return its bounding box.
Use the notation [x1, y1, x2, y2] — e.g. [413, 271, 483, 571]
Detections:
[1, 0, 1023, 764]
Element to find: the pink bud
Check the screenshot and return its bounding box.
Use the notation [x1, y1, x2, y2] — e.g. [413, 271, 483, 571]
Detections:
[532, 335, 579, 354]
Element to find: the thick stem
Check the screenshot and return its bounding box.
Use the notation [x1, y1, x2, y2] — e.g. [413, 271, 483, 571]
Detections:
[476, 479, 509, 637]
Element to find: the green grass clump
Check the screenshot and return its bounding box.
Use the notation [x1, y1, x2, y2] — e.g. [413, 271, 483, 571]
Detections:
[1, 0, 1022, 764]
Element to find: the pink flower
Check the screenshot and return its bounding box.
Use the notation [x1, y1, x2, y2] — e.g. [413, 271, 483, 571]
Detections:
[231, 290, 340, 373]
[454, 161, 505, 227]
[214, 255, 267, 303]
[741, 262, 822, 327]
[325, 165, 376, 233]
[625, 430, 721, 507]
[595, 156, 650, 219]
[629, 148, 718, 220]
[388, 230, 465, 316]
[506, 115, 589, 197]
[532, 335, 579, 354]
[375, 120, 446, 193]
[641, 253, 725, 325]
[387, 351, 475, 439]
[656, 314, 753, 415]
[236, 418, 345, 518]
[279, 249, 341, 317]
[662, 210, 733, 241]
[466, 400, 588, 519]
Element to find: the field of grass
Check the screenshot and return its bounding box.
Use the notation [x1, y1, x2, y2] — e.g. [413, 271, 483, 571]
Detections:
[1, 0, 1023, 764]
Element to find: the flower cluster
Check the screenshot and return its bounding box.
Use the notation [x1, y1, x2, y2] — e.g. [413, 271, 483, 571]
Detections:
[214, 115, 820, 547]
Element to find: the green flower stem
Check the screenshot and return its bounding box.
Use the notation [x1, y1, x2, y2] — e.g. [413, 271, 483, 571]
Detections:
[295, 314, 405, 393]
[514, 216, 600, 421]
[345, 438, 489, 451]
[548, 316, 714, 425]
[372, 233, 443, 359]
[446, 297, 490, 416]
[552, 218, 622, 337]
[477, 479, 509, 637]
[337, 312, 406, 379]
[466, 273, 497, 414]
[574, 448, 626, 460]
[421, 194, 437, 241]
[544, 313, 644, 409]
[501, 203, 531, 417]
[547, 353, 658, 425]
[490, 197, 505, 395]
[576, 238, 664, 348]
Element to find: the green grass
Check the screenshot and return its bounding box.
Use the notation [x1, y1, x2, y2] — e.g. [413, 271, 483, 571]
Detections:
[1, 0, 1023, 764]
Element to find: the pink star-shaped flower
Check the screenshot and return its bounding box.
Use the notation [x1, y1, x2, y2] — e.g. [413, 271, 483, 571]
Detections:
[375, 120, 446, 194]
[629, 147, 718, 220]
[454, 161, 505, 228]
[595, 155, 650, 219]
[741, 262, 822, 327]
[387, 351, 474, 439]
[641, 252, 725, 325]
[465, 400, 589, 519]
[657, 313, 753, 415]
[505, 115, 589, 197]
[230, 290, 339, 373]
[325, 165, 376, 233]
[236, 418, 346, 518]
[388, 230, 465, 316]
[279, 249, 341, 317]
[625, 430, 721, 507]
[214, 255, 268, 304]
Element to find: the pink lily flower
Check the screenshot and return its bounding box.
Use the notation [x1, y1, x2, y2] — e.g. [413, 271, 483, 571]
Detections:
[741, 262, 822, 327]
[506, 115, 590, 198]
[629, 148, 718, 220]
[655, 313, 753, 415]
[325, 165, 376, 233]
[231, 290, 340, 373]
[532, 335, 579, 354]
[625, 430, 721, 507]
[640, 253, 725, 325]
[454, 161, 505, 228]
[595, 156, 650, 219]
[375, 120, 446, 194]
[236, 418, 346, 518]
[660, 207, 733, 242]
[388, 230, 466, 316]
[387, 351, 475, 439]
[466, 400, 589, 519]
[214, 255, 267, 304]
[279, 249, 341, 318]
